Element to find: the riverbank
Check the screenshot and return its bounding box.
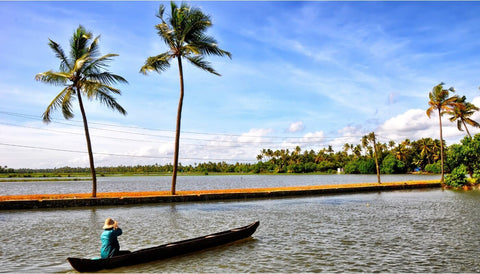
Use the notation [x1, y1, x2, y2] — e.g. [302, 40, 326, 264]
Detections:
[0, 180, 440, 210]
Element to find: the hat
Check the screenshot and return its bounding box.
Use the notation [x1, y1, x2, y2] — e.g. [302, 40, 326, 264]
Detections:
[103, 218, 116, 229]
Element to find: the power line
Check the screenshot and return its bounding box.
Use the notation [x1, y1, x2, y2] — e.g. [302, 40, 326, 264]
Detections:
[0, 110, 367, 141]
[0, 142, 254, 162]
[0, 121, 332, 147]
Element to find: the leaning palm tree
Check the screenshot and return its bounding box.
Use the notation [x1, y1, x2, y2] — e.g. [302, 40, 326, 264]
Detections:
[426, 83, 457, 183]
[140, 2, 231, 195]
[448, 96, 480, 138]
[35, 25, 127, 197]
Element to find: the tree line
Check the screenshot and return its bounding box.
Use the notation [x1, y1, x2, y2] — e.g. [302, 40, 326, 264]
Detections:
[3, 133, 479, 178]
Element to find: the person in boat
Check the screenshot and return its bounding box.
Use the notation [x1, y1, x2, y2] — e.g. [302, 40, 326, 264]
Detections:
[100, 218, 122, 258]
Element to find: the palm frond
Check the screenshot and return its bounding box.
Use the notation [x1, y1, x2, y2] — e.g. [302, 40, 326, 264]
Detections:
[140, 52, 172, 74]
[93, 88, 127, 115]
[61, 88, 75, 120]
[155, 23, 176, 49]
[42, 87, 73, 122]
[71, 26, 92, 59]
[186, 55, 220, 76]
[73, 54, 90, 74]
[456, 120, 464, 131]
[157, 4, 167, 23]
[48, 39, 72, 71]
[35, 71, 70, 86]
[87, 72, 128, 87]
[191, 37, 232, 58]
[465, 118, 480, 128]
[88, 35, 102, 59]
[426, 107, 435, 118]
[82, 80, 122, 98]
[84, 53, 119, 73]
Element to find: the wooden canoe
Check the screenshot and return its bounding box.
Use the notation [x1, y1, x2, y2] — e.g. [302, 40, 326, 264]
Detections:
[67, 220, 259, 272]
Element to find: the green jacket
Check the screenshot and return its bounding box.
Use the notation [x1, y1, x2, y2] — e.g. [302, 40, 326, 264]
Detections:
[100, 228, 122, 258]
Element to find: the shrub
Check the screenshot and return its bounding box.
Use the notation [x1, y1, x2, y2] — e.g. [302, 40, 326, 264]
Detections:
[304, 162, 316, 173]
[445, 165, 468, 187]
[358, 159, 376, 174]
[344, 161, 359, 174]
[473, 171, 480, 185]
[381, 154, 406, 174]
[425, 162, 441, 174]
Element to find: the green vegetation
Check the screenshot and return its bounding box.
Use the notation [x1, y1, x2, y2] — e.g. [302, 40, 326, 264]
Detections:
[445, 134, 480, 188]
[4, 134, 480, 189]
[140, 2, 231, 195]
[35, 25, 127, 197]
[445, 165, 468, 188]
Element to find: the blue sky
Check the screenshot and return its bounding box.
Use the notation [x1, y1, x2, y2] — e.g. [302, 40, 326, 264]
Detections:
[1, 1, 480, 169]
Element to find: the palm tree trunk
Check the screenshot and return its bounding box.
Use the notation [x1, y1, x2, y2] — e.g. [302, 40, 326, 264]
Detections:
[77, 89, 97, 197]
[438, 109, 444, 184]
[462, 120, 472, 138]
[372, 133, 381, 184]
[171, 56, 185, 195]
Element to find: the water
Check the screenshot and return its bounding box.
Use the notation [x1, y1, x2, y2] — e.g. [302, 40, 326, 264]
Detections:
[0, 174, 440, 195]
[4, 175, 480, 273]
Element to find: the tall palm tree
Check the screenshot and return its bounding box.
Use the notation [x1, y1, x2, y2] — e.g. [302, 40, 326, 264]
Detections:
[426, 82, 457, 183]
[140, 2, 231, 195]
[364, 132, 380, 183]
[448, 96, 480, 138]
[36, 25, 127, 197]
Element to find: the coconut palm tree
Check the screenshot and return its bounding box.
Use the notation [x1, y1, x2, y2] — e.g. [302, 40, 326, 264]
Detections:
[140, 2, 231, 195]
[36, 25, 127, 197]
[448, 96, 480, 138]
[417, 138, 433, 165]
[363, 132, 380, 183]
[426, 83, 457, 183]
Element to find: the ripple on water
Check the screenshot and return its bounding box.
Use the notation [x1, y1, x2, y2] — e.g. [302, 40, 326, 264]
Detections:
[2, 189, 480, 272]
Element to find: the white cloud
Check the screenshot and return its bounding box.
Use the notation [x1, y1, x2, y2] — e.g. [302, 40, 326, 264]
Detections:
[376, 96, 480, 145]
[288, 121, 304, 133]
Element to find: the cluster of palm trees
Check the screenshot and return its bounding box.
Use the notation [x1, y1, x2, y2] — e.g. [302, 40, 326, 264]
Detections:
[255, 136, 448, 175]
[427, 83, 480, 183]
[35, 2, 230, 196]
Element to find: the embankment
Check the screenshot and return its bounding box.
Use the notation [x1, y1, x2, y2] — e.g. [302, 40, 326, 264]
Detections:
[0, 180, 441, 210]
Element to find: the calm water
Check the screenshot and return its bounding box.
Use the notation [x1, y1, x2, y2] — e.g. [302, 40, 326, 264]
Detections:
[4, 175, 480, 273]
[0, 174, 440, 195]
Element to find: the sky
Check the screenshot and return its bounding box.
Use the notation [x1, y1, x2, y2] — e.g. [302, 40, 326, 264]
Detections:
[1, 1, 480, 169]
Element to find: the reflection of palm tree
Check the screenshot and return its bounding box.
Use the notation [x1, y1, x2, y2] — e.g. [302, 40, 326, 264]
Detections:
[140, 2, 231, 195]
[426, 83, 457, 183]
[36, 26, 127, 197]
[448, 96, 480, 138]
